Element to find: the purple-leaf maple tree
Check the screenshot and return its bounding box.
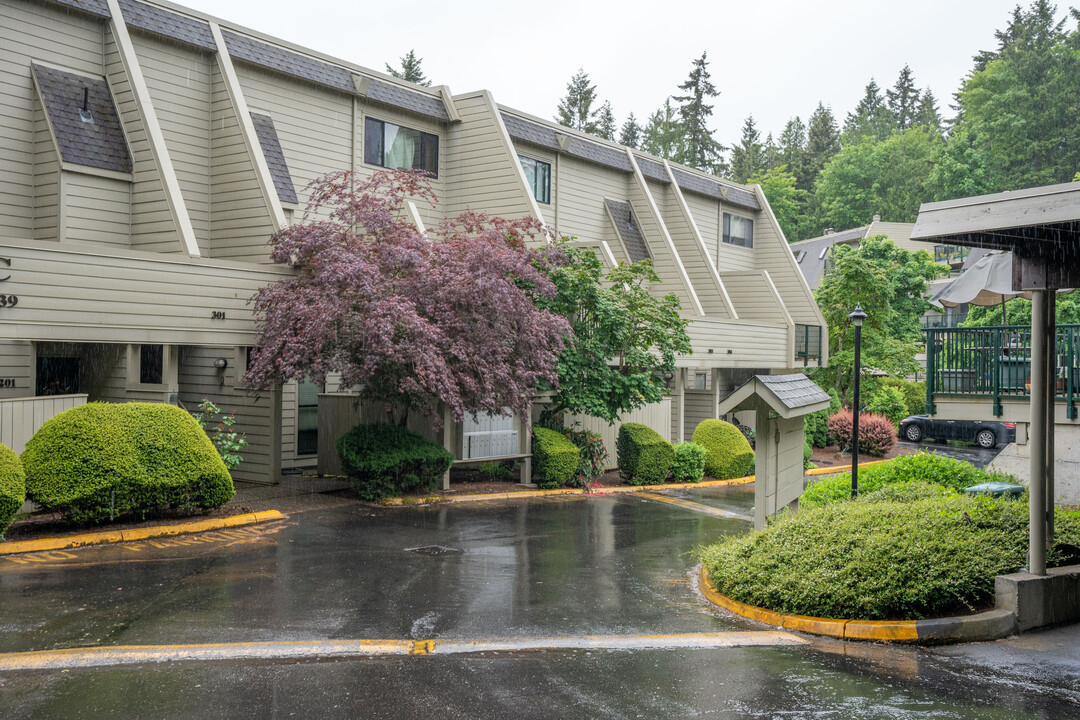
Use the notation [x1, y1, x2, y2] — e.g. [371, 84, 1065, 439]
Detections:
[244, 169, 571, 428]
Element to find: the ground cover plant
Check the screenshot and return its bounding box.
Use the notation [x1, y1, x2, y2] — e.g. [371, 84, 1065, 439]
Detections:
[699, 493, 1080, 620]
[617, 423, 674, 485]
[692, 419, 754, 480]
[337, 423, 454, 501]
[22, 403, 234, 524]
[0, 442, 25, 538]
[801, 451, 1004, 507]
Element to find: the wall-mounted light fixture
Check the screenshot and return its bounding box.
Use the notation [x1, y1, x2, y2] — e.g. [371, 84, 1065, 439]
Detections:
[213, 358, 229, 369]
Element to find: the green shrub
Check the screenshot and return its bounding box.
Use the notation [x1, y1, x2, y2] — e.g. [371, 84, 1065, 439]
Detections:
[804, 409, 829, 448]
[532, 427, 580, 489]
[803, 438, 814, 470]
[337, 423, 453, 501]
[880, 377, 926, 417]
[699, 494, 1080, 620]
[0, 443, 26, 539]
[691, 419, 754, 480]
[616, 423, 674, 485]
[866, 386, 908, 426]
[477, 461, 515, 481]
[672, 442, 707, 483]
[22, 402, 234, 524]
[563, 428, 608, 488]
[858, 481, 952, 504]
[801, 451, 1005, 508]
[826, 410, 896, 456]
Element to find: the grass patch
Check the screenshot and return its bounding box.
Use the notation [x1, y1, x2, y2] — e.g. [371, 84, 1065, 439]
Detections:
[699, 493, 1080, 620]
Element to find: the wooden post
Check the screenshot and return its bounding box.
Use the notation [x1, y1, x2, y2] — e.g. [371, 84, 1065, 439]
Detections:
[442, 405, 454, 491]
[268, 383, 282, 485]
[675, 369, 685, 443]
[520, 410, 533, 486]
[1029, 289, 1047, 575]
[1046, 291, 1056, 547]
[753, 398, 770, 531]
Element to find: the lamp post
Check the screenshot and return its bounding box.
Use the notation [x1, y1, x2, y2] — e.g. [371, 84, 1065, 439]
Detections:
[849, 304, 868, 499]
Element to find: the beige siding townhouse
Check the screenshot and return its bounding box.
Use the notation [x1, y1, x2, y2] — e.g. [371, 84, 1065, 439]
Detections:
[0, 0, 826, 483]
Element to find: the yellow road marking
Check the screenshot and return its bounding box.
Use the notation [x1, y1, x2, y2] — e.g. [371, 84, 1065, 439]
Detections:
[0, 632, 804, 670]
[637, 493, 751, 521]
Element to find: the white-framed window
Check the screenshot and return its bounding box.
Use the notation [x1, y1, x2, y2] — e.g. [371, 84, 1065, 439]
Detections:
[364, 117, 439, 177]
[518, 154, 551, 204]
[722, 213, 753, 248]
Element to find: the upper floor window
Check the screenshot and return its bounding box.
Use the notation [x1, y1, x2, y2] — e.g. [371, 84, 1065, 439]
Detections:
[722, 213, 753, 248]
[518, 155, 550, 204]
[364, 117, 438, 177]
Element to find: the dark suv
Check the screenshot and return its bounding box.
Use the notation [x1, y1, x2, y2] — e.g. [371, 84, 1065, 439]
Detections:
[898, 415, 1016, 449]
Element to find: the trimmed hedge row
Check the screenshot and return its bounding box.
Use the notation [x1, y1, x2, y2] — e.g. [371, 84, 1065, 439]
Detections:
[0, 443, 25, 538]
[617, 423, 674, 485]
[692, 420, 754, 480]
[22, 403, 234, 524]
[533, 427, 581, 489]
[337, 423, 454, 501]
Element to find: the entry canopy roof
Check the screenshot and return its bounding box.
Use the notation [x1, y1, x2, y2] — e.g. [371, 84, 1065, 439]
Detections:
[910, 181, 1080, 251]
[718, 374, 830, 419]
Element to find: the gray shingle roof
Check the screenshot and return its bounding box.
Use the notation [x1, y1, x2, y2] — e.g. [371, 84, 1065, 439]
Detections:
[635, 156, 669, 183]
[366, 78, 448, 121]
[500, 113, 633, 172]
[788, 235, 834, 288]
[250, 112, 297, 204]
[501, 113, 561, 151]
[669, 167, 760, 210]
[118, 0, 216, 51]
[567, 136, 633, 172]
[757, 374, 830, 410]
[32, 63, 132, 174]
[605, 199, 650, 262]
[47, 0, 111, 18]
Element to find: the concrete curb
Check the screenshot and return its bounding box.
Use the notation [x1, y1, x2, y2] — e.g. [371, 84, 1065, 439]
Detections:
[0, 510, 287, 556]
[698, 565, 1016, 645]
[383, 475, 757, 506]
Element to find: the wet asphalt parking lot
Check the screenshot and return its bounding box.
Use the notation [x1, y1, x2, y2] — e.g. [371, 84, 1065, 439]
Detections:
[1, 475, 1078, 719]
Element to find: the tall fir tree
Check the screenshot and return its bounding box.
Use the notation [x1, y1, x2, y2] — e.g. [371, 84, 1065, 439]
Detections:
[913, 88, 943, 135]
[618, 113, 642, 148]
[555, 69, 599, 133]
[385, 50, 431, 86]
[843, 79, 894, 144]
[762, 132, 781, 171]
[672, 52, 726, 174]
[886, 65, 919, 130]
[779, 116, 809, 190]
[595, 101, 617, 140]
[730, 115, 766, 183]
[641, 98, 684, 161]
[806, 102, 841, 182]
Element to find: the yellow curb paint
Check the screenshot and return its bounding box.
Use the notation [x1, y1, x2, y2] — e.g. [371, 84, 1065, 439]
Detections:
[698, 566, 920, 643]
[410, 640, 434, 655]
[0, 510, 286, 556]
[804, 460, 888, 477]
[435, 476, 755, 505]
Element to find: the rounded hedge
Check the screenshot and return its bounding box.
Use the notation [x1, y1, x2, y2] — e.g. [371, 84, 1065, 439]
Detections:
[22, 402, 234, 524]
[699, 495, 1080, 620]
[0, 442, 26, 538]
[691, 419, 754, 480]
[616, 422, 673, 485]
[337, 423, 454, 501]
[532, 427, 580, 489]
[672, 441, 706, 483]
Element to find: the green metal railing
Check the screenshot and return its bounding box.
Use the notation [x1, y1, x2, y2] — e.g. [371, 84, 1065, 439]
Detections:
[925, 325, 1080, 419]
[933, 244, 972, 265]
[795, 324, 823, 367]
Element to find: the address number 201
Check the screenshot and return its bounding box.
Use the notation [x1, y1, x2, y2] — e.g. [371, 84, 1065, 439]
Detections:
[0, 294, 18, 307]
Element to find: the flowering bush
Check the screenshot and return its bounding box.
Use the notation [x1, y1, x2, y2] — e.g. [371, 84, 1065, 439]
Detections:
[563, 428, 608, 489]
[827, 410, 895, 457]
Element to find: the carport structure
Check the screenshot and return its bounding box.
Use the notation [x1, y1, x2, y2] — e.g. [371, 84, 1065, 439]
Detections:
[911, 181, 1080, 575]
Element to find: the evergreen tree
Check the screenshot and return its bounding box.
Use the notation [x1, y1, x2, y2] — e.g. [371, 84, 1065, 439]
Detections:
[805, 103, 841, 183]
[595, 101, 616, 140]
[843, 79, 894, 143]
[730, 115, 765, 183]
[385, 50, 431, 86]
[555, 69, 599, 133]
[747, 165, 805, 242]
[913, 88, 943, 134]
[886, 65, 919, 130]
[762, 132, 781, 171]
[779, 116, 809, 190]
[641, 99, 684, 161]
[672, 52, 726, 174]
[618, 113, 643, 148]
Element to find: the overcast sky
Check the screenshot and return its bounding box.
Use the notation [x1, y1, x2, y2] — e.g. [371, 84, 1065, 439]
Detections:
[181, 0, 1027, 146]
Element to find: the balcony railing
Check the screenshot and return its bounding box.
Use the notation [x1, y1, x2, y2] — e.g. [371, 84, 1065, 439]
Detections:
[933, 244, 972, 265]
[925, 325, 1080, 418]
[795, 323, 823, 367]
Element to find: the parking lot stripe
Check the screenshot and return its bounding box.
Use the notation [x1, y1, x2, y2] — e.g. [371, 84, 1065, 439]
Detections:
[636, 493, 752, 521]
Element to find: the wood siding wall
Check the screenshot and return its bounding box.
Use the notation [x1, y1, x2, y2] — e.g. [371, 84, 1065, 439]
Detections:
[564, 398, 672, 471]
[0, 393, 87, 454]
[63, 172, 131, 246]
